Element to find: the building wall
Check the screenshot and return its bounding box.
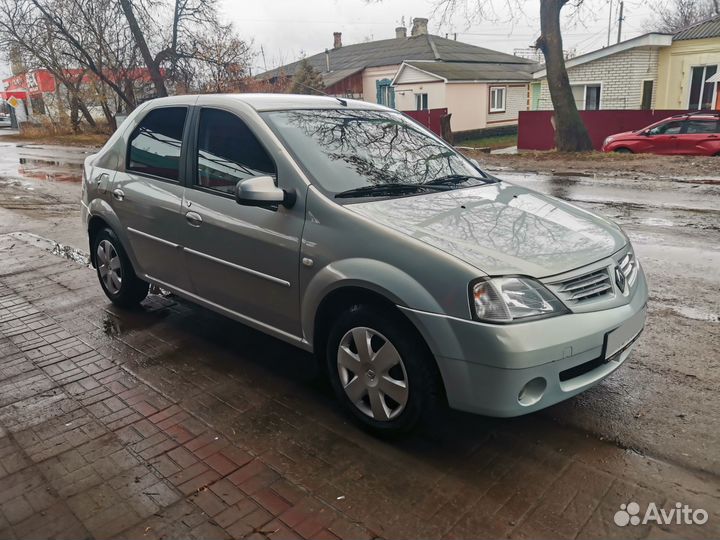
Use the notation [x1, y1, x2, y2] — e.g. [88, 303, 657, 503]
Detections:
[535, 47, 661, 110]
[394, 81, 528, 132]
[445, 83, 486, 131]
[362, 65, 401, 104]
[394, 81, 446, 113]
[656, 37, 720, 109]
[485, 84, 528, 125]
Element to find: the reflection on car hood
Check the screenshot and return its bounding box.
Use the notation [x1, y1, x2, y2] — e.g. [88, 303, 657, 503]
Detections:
[348, 182, 626, 277]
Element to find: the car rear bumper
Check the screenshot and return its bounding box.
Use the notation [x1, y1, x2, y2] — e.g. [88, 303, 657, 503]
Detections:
[399, 265, 648, 417]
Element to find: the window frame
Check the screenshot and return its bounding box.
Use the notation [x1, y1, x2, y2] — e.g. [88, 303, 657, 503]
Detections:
[688, 64, 719, 110]
[415, 93, 429, 111]
[125, 105, 190, 185]
[489, 86, 507, 113]
[187, 106, 279, 200]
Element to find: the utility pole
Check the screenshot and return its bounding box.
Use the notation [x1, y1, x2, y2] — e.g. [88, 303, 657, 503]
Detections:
[606, 0, 613, 47]
[617, 1, 624, 44]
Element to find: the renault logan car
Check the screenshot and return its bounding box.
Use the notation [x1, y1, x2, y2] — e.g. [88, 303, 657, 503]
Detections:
[602, 111, 720, 155]
[81, 94, 648, 434]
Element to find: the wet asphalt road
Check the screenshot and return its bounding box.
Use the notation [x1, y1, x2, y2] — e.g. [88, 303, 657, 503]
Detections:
[0, 141, 718, 537]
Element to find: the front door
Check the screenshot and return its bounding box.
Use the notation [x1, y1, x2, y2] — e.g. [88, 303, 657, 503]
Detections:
[110, 105, 193, 291]
[181, 106, 305, 338]
[646, 120, 684, 154]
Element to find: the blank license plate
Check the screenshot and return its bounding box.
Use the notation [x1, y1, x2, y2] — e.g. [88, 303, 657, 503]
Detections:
[605, 306, 646, 360]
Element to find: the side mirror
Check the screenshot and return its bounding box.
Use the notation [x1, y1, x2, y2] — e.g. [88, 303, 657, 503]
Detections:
[235, 176, 296, 210]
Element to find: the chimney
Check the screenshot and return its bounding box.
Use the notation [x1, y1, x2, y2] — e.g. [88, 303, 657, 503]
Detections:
[325, 49, 331, 72]
[333, 32, 342, 49]
[411, 18, 428, 36]
[395, 26, 407, 39]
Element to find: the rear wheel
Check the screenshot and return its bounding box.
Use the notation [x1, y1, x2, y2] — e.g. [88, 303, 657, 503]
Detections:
[325, 304, 440, 436]
[93, 228, 148, 307]
[614, 147, 633, 154]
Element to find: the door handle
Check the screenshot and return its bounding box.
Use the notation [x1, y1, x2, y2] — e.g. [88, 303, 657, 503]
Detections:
[185, 211, 203, 227]
[112, 188, 125, 201]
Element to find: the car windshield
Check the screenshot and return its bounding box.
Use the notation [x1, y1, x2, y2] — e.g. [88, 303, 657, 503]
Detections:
[261, 109, 491, 198]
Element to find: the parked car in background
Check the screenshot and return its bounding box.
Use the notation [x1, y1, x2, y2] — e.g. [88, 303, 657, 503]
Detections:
[602, 111, 720, 156]
[82, 94, 648, 435]
[0, 113, 12, 129]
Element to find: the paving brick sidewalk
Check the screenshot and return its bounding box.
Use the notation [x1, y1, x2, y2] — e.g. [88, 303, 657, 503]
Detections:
[0, 233, 718, 540]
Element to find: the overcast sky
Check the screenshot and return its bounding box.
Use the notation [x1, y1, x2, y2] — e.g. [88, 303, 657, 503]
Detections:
[217, 0, 658, 74]
[1, 0, 659, 82]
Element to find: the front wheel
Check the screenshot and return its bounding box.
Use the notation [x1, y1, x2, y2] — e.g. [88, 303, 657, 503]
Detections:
[325, 304, 441, 435]
[614, 147, 633, 154]
[93, 228, 148, 308]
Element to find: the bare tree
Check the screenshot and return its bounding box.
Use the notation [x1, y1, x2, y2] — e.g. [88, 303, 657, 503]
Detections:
[646, 0, 718, 33]
[0, 0, 98, 129]
[432, 0, 593, 151]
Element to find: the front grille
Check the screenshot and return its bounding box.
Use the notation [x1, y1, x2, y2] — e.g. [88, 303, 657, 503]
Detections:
[619, 251, 638, 287]
[552, 268, 613, 304]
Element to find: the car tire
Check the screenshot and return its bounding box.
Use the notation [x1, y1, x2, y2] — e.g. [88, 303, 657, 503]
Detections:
[93, 228, 148, 308]
[325, 304, 441, 436]
[614, 147, 633, 154]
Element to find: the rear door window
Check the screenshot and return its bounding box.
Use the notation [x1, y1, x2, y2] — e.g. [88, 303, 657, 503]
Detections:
[195, 108, 276, 195]
[685, 120, 719, 134]
[128, 107, 188, 181]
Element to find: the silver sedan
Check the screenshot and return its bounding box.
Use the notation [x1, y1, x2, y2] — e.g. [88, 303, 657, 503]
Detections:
[81, 94, 648, 435]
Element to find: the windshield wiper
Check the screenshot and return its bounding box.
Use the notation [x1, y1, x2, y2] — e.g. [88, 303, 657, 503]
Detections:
[335, 183, 448, 199]
[423, 174, 493, 187]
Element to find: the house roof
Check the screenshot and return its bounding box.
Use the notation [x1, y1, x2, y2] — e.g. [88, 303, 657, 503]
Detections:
[258, 33, 533, 82]
[532, 33, 673, 78]
[673, 15, 720, 41]
[395, 60, 535, 84]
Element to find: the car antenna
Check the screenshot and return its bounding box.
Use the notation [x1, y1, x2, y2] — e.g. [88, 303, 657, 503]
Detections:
[291, 81, 347, 106]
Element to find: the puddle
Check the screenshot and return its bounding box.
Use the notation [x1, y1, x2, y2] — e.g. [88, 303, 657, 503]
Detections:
[18, 157, 82, 182]
[655, 301, 719, 322]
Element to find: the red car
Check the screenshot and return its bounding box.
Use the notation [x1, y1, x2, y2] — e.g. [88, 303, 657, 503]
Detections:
[602, 112, 720, 156]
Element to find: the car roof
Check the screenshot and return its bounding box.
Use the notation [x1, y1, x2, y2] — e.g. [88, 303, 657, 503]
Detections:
[145, 93, 389, 112]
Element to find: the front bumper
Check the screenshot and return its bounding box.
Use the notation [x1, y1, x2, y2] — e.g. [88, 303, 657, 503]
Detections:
[400, 265, 648, 417]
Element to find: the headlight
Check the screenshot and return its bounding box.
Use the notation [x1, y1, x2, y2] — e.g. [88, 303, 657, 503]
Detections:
[603, 137, 613, 146]
[470, 277, 568, 323]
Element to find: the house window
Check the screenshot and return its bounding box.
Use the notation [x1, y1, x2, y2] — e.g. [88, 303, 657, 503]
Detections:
[376, 79, 395, 108]
[571, 84, 602, 110]
[490, 86, 506, 113]
[689, 65, 718, 110]
[641, 80, 654, 110]
[415, 93, 428, 111]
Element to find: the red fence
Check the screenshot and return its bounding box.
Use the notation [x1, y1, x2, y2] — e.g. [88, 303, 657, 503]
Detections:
[403, 108, 448, 136]
[518, 110, 696, 151]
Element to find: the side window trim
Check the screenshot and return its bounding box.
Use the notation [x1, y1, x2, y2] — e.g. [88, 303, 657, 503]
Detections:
[188, 106, 279, 198]
[125, 105, 190, 185]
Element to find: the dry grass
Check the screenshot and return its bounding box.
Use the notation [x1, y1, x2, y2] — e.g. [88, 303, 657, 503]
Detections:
[0, 123, 111, 147]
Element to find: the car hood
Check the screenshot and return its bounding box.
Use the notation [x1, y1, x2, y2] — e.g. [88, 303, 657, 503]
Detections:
[347, 182, 626, 277]
[609, 131, 635, 139]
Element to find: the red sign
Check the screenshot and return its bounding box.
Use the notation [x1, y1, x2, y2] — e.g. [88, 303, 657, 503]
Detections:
[2, 69, 56, 96]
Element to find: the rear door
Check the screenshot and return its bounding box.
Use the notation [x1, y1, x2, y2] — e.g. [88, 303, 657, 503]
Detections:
[677, 119, 720, 155]
[110, 105, 194, 291]
[646, 120, 685, 154]
[180, 103, 306, 338]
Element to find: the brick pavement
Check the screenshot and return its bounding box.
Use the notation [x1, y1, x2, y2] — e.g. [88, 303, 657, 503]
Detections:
[0, 232, 718, 539]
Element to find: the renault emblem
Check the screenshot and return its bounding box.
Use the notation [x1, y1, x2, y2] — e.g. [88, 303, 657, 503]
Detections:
[614, 266, 626, 292]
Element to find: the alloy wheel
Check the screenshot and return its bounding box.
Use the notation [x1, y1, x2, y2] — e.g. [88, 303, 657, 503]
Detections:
[337, 327, 409, 421]
[97, 239, 122, 295]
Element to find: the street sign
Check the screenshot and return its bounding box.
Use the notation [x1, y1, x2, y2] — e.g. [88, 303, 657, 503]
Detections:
[7, 96, 19, 108]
